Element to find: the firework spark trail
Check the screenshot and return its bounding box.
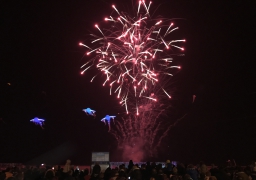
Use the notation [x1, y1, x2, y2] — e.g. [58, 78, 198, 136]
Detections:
[155, 113, 188, 149]
[109, 84, 175, 159]
[80, 0, 186, 160]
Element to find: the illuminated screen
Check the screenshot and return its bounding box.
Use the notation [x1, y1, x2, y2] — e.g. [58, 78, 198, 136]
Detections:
[92, 152, 109, 162]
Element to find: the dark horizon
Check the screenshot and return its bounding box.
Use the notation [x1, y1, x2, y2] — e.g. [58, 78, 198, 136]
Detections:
[1, 0, 256, 166]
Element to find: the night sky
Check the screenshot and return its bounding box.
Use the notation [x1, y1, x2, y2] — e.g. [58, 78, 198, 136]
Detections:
[1, 0, 256, 166]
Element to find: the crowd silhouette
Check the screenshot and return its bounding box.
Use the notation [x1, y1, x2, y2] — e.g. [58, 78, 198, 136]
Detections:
[0, 159, 256, 180]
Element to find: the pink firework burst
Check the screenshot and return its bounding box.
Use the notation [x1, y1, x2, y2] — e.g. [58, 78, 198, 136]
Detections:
[79, 0, 185, 115]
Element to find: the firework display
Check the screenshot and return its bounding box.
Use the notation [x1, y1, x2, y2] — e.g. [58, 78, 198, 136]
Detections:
[80, 0, 185, 115]
[80, 0, 185, 160]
